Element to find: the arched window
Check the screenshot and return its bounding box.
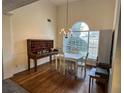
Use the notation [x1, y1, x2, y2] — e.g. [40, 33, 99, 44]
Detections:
[71, 22, 89, 32]
[63, 22, 99, 60]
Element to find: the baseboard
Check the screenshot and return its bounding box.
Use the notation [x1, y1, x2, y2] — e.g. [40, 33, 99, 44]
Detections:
[3, 73, 14, 80]
[12, 61, 51, 76]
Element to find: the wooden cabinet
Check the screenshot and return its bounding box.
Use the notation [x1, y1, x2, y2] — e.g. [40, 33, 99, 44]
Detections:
[27, 39, 57, 71]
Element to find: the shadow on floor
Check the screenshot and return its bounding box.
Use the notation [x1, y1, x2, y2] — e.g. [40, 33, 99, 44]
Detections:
[3, 79, 30, 93]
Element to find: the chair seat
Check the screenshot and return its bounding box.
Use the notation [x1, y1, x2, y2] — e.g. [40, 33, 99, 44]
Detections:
[78, 62, 85, 66]
[95, 67, 109, 77]
[55, 54, 64, 57]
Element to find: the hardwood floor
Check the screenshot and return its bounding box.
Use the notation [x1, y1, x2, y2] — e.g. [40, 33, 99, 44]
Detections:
[11, 62, 107, 93]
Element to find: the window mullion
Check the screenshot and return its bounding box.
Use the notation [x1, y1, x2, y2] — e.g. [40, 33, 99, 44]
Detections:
[87, 31, 90, 53]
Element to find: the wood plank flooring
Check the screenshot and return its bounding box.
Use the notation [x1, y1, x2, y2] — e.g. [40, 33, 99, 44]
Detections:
[11, 62, 107, 93]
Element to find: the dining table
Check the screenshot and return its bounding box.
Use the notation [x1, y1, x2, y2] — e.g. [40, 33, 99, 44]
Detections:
[55, 52, 84, 79]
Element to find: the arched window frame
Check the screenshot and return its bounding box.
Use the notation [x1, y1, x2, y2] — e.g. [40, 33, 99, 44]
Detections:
[63, 21, 99, 60]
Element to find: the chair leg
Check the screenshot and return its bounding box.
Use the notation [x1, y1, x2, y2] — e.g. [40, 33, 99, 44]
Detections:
[84, 67, 86, 78]
[55, 56, 58, 70]
[80, 66, 82, 77]
[62, 58, 65, 75]
[59, 57, 62, 73]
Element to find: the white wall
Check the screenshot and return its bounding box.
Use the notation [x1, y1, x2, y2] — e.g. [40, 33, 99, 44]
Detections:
[108, 0, 121, 92]
[3, 0, 57, 78]
[3, 14, 14, 79]
[108, 15, 120, 93]
[111, 18, 121, 93]
[57, 0, 116, 48]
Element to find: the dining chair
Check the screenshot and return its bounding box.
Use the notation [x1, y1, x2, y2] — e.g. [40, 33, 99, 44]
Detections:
[64, 52, 87, 79]
[78, 52, 89, 78]
[55, 48, 66, 75]
[65, 60, 75, 73]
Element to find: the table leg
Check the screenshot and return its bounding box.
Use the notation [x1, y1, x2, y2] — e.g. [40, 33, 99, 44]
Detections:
[34, 59, 37, 72]
[62, 57, 65, 75]
[50, 55, 52, 63]
[59, 56, 62, 72]
[28, 57, 30, 70]
[89, 76, 91, 93]
[74, 62, 78, 79]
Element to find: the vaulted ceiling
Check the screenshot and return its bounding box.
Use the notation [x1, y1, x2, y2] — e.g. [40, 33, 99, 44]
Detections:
[50, 0, 80, 5]
[3, 0, 39, 13]
[3, 0, 80, 13]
